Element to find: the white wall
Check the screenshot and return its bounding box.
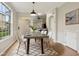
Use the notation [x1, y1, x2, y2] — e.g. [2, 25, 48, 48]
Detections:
[57, 2, 79, 50]
[18, 16, 30, 35]
[0, 3, 18, 55]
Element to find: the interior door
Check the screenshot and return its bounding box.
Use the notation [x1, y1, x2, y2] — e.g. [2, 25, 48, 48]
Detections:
[47, 14, 56, 40]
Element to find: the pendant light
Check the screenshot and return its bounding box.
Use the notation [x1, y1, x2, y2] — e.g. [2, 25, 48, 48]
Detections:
[30, 2, 40, 19]
[30, 2, 36, 15]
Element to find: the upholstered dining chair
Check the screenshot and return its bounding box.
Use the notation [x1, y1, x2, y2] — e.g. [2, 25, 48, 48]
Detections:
[40, 29, 48, 47]
[17, 33, 27, 54]
[35, 28, 48, 42]
[44, 31, 53, 48]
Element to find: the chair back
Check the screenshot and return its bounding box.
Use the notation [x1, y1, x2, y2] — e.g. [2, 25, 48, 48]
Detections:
[48, 31, 53, 39]
[41, 29, 48, 35]
[17, 32, 24, 43]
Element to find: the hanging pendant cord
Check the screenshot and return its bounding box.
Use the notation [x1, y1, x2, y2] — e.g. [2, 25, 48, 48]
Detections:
[32, 2, 35, 10]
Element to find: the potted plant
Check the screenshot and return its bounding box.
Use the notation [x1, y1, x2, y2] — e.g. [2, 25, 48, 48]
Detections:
[29, 25, 37, 32]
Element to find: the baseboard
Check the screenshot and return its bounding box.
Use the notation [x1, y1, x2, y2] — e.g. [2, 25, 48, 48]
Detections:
[1, 40, 17, 56]
[48, 40, 78, 54]
[77, 50, 79, 54]
[66, 46, 77, 53]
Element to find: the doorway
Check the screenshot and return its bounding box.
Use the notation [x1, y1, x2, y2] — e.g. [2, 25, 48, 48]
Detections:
[47, 13, 57, 40]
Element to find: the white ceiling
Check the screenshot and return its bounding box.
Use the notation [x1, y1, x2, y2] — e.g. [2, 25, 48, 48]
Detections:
[9, 2, 65, 16]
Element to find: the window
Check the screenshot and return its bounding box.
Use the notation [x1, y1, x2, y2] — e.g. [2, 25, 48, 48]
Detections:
[0, 3, 11, 39]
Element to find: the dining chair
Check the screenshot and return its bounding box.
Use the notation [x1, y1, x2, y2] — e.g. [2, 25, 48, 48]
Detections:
[41, 29, 48, 35]
[47, 31, 53, 39]
[34, 29, 48, 42]
[17, 33, 27, 54]
[40, 29, 49, 47]
[43, 31, 53, 48]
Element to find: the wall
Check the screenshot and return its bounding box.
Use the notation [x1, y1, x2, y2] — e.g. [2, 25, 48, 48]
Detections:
[18, 16, 30, 35]
[31, 14, 46, 29]
[18, 14, 46, 34]
[0, 3, 18, 55]
[57, 2, 79, 50]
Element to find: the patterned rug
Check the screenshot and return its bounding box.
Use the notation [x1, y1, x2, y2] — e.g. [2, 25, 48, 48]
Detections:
[8, 39, 56, 56]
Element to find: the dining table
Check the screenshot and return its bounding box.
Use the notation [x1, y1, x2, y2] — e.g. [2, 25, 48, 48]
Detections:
[24, 32, 49, 54]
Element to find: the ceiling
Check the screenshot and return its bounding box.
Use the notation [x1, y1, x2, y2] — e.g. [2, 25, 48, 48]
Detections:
[8, 2, 65, 16]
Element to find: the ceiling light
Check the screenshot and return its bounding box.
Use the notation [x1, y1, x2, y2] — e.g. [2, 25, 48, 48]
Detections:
[30, 2, 40, 19]
[30, 2, 36, 15]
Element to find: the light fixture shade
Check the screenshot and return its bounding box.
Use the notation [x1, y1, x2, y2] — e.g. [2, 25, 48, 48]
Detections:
[30, 2, 40, 19]
[30, 10, 37, 16]
[31, 10, 36, 14]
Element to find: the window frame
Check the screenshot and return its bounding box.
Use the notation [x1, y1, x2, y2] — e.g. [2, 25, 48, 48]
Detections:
[0, 2, 12, 40]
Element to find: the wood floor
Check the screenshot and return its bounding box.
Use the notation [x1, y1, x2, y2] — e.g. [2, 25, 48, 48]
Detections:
[4, 40, 79, 56]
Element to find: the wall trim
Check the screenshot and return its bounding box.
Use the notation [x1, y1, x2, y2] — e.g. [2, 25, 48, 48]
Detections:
[66, 46, 77, 53]
[0, 39, 17, 56]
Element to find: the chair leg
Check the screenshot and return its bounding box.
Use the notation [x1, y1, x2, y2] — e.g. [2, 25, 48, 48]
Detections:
[17, 42, 21, 54]
[35, 38, 36, 42]
[24, 42, 27, 54]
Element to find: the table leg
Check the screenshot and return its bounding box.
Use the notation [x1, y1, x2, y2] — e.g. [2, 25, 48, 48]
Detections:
[27, 38, 30, 54]
[41, 38, 44, 54]
[35, 38, 36, 42]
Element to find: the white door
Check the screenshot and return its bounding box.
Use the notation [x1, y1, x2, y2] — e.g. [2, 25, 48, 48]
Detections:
[47, 14, 56, 40]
